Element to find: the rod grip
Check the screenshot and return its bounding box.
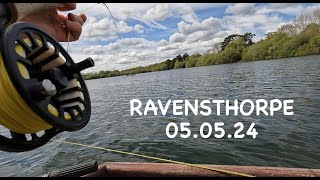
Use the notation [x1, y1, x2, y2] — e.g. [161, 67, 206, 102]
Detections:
[47, 161, 98, 177]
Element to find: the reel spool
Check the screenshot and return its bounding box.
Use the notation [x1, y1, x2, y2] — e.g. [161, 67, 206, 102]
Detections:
[0, 5, 94, 152]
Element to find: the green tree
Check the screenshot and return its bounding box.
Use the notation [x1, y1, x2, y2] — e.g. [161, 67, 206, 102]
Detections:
[220, 34, 242, 51]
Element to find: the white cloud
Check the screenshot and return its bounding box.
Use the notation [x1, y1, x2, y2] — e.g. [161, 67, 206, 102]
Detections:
[177, 17, 221, 35]
[222, 10, 289, 36]
[133, 24, 144, 33]
[187, 30, 216, 43]
[118, 58, 134, 64]
[143, 3, 172, 21]
[202, 37, 224, 47]
[83, 42, 122, 54]
[117, 21, 144, 33]
[268, 3, 300, 9]
[142, 20, 168, 30]
[65, 3, 158, 21]
[258, 3, 304, 16]
[158, 39, 169, 47]
[157, 16, 225, 56]
[138, 3, 199, 29]
[188, 3, 229, 10]
[173, 4, 199, 23]
[169, 33, 185, 43]
[117, 38, 150, 46]
[225, 3, 256, 15]
[78, 37, 160, 72]
[81, 17, 144, 41]
[81, 17, 118, 41]
[157, 43, 180, 52]
[83, 38, 152, 54]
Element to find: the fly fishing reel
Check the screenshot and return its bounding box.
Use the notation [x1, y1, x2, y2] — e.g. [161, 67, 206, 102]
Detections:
[0, 3, 94, 152]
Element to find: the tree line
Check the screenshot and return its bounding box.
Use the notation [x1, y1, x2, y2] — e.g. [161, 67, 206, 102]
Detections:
[83, 7, 320, 80]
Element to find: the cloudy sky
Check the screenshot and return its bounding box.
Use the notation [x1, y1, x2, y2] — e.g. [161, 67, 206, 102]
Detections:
[60, 3, 319, 73]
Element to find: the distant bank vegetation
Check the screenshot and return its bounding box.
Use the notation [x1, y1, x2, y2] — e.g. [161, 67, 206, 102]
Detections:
[83, 8, 320, 80]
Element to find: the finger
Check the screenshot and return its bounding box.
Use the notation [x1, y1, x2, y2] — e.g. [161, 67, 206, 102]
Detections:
[79, 13, 87, 23]
[58, 14, 68, 22]
[57, 3, 76, 11]
[68, 13, 85, 26]
[64, 20, 82, 41]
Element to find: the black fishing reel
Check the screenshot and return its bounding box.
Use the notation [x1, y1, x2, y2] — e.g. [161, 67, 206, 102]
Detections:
[0, 3, 94, 152]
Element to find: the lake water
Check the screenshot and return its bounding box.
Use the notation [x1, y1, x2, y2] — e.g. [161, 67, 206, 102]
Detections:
[0, 55, 320, 176]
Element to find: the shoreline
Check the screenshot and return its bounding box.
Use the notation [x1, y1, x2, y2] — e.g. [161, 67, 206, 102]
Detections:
[83, 54, 320, 81]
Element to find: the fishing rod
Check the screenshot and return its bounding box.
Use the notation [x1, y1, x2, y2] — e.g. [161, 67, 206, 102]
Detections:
[66, 3, 118, 52]
[42, 161, 99, 177]
[100, 3, 118, 32]
[0, 3, 95, 152]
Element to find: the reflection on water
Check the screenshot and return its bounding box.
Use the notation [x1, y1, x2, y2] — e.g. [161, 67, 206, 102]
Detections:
[0, 55, 320, 176]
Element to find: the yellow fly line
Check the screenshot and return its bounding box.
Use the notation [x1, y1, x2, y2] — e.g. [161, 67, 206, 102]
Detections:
[52, 139, 255, 177]
[0, 53, 52, 134]
[0, 39, 80, 134]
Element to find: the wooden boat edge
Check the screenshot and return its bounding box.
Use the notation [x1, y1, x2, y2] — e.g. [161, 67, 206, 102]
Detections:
[83, 162, 320, 177]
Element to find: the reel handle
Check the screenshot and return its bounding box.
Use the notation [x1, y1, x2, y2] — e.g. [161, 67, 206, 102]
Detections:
[69, 57, 95, 74]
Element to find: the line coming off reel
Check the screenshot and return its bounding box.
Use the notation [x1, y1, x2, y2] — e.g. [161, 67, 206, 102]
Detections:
[0, 3, 95, 152]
